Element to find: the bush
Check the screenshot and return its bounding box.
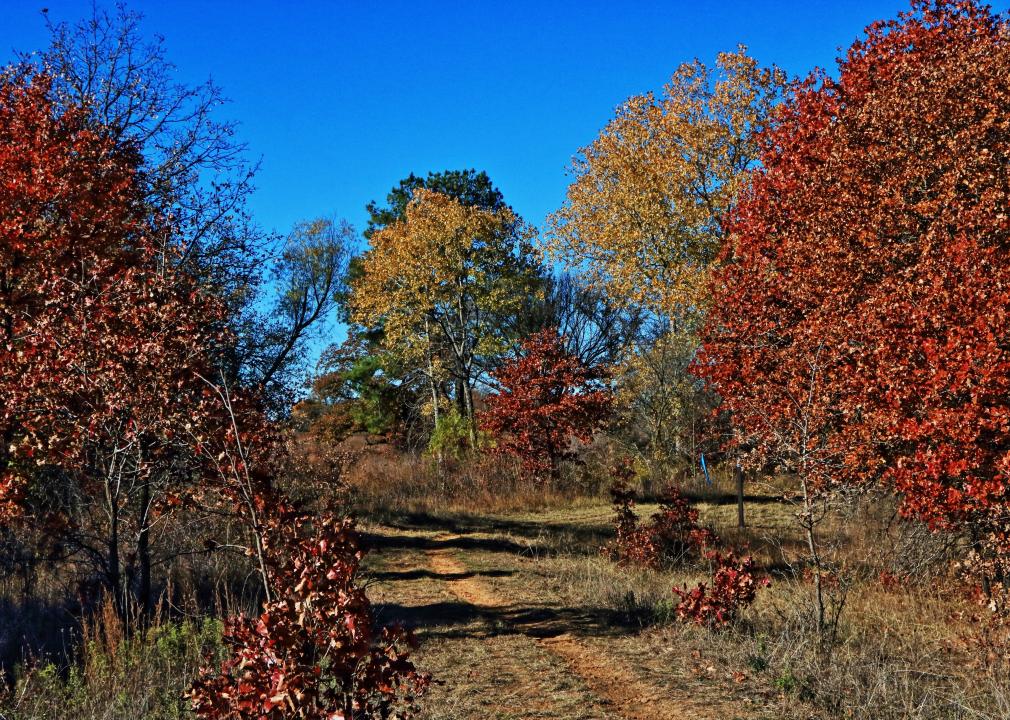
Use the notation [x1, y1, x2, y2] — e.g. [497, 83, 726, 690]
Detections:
[672, 550, 768, 629]
[602, 462, 713, 569]
[188, 514, 429, 719]
[427, 408, 487, 461]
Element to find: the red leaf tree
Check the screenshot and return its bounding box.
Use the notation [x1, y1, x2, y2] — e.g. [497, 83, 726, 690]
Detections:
[697, 1, 1010, 607]
[481, 329, 612, 480]
[0, 68, 229, 614]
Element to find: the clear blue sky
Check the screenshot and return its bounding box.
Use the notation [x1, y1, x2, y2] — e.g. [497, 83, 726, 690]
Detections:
[4, 0, 1001, 240]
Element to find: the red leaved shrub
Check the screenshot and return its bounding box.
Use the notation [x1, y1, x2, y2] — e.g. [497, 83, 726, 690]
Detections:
[650, 486, 718, 558]
[673, 551, 768, 629]
[188, 513, 429, 719]
[603, 462, 714, 569]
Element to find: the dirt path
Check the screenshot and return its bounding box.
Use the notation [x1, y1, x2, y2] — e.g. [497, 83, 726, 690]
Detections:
[368, 528, 611, 719]
[427, 533, 742, 720]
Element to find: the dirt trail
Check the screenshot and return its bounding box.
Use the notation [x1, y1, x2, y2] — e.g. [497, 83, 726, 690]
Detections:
[370, 528, 608, 719]
[427, 533, 738, 720]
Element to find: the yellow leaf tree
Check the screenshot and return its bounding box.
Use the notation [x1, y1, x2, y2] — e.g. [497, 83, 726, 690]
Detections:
[350, 189, 539, 445]
[545, 47, 786, 472]
[544, 46, 787, 326]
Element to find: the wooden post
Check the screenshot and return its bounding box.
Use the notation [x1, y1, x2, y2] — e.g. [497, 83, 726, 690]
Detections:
[735, 463, 745, 528]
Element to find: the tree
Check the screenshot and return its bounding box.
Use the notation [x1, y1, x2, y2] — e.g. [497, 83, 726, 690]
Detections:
[0, 68, 228, 616]
[31, 6, 344, 410]
[295, 333, 420, 443]
[545, 46, 786, 325]
[32, 4, 267, 306]
[481, 329, 613, 480]
[618, 330, 720, 475]
[340, 169, 517, 443]
[512, 273, 644, 370]
[351, 189, 539, 444]
[697, 0, 1010, 613]
[544, 48, 786, 480]
[238, 218, 353, 412]
[365, 169, 506, 239]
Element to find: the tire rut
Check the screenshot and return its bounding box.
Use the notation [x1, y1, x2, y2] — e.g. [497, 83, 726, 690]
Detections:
[428, 533, 738, 720]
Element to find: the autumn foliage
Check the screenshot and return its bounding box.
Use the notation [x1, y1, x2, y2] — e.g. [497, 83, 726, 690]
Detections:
[603, 460, 766, 627]
[189, 513, 428, 719]
[603, 473, 715, 569]
[697, 0, 1010, 602]
[13, 1, 1010, 714]
[673, 551, 768, 629]
[481, 329, 613, 480]
[0, 67, 232, 611]
[351, 188, 538, 438]
[545, 47, 786, 320]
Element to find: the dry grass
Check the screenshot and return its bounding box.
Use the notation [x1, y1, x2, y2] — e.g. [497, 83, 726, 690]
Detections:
[345, 450, 605, 517]
[359, 459, 1010, 720]
[3, 449, 1008, 719]
[1, 600, 225, 720]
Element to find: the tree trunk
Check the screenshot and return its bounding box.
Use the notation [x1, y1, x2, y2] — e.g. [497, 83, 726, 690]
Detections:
[462, 379, 477, 447]
[455, 377, 467, 417]
[424, 317, 440, 428]
[455, 281, 477, 448]
[108, 495, 123, 618]
[735, 463, 746, 528]
[138, 477, 153, 620]
[970, 528, 994, 604]
[800, 473, 826, 637]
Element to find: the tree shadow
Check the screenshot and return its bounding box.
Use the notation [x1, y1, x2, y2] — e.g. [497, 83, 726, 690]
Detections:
[363, 531, 531, 556]
[374, 597, 631, 641]
[367, 567, 515, 582]
[0, 595, 77, 675]
[365, 513, 609, 551]
[663, 490, 801, 506]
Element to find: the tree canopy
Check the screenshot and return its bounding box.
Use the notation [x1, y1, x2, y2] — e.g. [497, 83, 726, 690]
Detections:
[697, 0, 1010, 594]
[545, 47, 787, 325]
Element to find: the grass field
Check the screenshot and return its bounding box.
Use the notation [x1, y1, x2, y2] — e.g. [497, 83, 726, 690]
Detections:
[361, 502, 779, 719]
[3, 464, 1007, 719]
[353, 469, 1010, 720]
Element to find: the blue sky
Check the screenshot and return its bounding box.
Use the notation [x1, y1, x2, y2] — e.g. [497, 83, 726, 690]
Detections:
[3, 0, 999, 241]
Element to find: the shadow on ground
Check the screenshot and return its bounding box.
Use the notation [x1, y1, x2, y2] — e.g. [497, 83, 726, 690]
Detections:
[364, 530, 532, 556]
[368, 567, 515, 582]
[363, 513, 608, 552]
[374, 597, 630, 641]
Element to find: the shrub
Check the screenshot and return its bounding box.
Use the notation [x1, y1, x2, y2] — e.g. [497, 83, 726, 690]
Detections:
[188, 514, 429, 719]
[427, 407, 487, 461]
[603, 462, 713, 569]
[672, 550, 768, 629]
[650, 485, 717, 559]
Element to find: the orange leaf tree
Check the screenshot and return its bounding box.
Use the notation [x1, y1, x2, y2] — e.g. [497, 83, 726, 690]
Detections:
[544, 48, 786, 472]
[697, 0, 1010, 607]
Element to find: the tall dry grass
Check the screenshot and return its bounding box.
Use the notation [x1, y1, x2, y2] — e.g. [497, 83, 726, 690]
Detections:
[343, 448, 611, 518]
[1, 598, 225, 720]
[544, 480, 1010, 719]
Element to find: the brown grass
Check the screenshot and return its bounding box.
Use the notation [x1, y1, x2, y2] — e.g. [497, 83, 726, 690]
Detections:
[345, 450, 605, 517]
[359, 457, 1010, 720]
[3, 447, 1008, 719]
